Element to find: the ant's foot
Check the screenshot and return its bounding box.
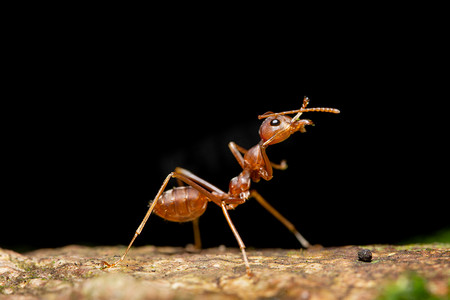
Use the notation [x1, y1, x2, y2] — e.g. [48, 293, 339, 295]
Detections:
[100, 261, 114, 269]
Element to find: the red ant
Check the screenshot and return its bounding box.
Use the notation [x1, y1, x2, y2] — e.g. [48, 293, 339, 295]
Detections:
[103, 97, 340, 276]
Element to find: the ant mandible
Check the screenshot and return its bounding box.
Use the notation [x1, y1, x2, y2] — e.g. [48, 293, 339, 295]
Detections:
[103, 96, 340, 276]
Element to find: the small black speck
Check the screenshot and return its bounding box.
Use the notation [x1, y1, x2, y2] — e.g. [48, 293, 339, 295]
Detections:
[358, 249, 372, 262]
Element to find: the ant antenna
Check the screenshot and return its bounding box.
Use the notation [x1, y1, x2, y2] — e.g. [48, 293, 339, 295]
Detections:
[258, 97, 340, 120]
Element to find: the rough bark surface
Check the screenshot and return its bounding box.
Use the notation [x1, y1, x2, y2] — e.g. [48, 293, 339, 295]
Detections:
[1, 244, 449, 299]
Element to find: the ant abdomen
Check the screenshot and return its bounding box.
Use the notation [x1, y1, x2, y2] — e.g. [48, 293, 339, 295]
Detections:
[153, 186, 208, 222]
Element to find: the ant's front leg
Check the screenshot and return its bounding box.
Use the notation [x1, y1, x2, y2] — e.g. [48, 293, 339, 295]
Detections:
[228, 142, 288, 170]
[228, 142, 246, 169]
[270, 159, 288, 171]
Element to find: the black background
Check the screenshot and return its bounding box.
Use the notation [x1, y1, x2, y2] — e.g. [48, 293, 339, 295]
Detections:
[2, 19, 448, 252]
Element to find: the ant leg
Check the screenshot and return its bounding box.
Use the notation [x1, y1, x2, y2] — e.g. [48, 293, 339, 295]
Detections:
[105, 167, 253, 275]
[174, 169, 253, 276]
[229, 142, 288, 170]
[250, 190, 310, 248]
[228, 142, 246, 168]
[104, 169, 224, 268]
[192, 218, 202, 250]
[103, 172, 176, 268]
[174, 167, 227, 197]
[270, 159, 288, 170]
[221, 202, 252, 277]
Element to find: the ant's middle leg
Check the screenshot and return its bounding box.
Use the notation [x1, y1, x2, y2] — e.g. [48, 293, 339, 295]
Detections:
[250, 190, 310, 248]
[174, 168, 252, 276]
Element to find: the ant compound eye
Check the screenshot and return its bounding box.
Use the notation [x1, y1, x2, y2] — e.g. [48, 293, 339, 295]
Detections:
[270, 119, 281, 126]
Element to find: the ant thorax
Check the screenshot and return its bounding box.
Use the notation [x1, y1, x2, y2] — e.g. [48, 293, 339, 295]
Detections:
[228, 169, 251, 200]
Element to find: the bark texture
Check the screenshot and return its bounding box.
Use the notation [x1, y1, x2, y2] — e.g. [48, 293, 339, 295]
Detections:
[1, 244, 449, 299]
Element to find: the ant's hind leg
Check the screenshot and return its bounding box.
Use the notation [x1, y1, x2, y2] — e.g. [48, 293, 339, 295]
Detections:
[192, 218, 202, 250]
[175, 167, 227, 196]
[102, 172, 176, 268]
[250, 190, 310, 248]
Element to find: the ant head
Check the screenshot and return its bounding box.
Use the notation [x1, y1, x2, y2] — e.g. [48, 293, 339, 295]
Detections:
[258, 97, 340, 147]
[258, 114, 313, 146]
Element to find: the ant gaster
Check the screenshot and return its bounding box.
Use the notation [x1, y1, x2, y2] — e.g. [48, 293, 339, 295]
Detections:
[103, 97, 340, 276]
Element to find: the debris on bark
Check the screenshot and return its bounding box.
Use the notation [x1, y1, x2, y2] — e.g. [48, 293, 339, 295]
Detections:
[358, 249, 373, 262]
[1, 244, 449, 299]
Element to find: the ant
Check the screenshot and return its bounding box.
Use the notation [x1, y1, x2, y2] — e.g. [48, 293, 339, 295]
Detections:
[103, 97, 340, 276]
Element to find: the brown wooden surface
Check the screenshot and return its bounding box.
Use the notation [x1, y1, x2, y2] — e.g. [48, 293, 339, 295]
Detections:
[1, 244, 449, 299]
